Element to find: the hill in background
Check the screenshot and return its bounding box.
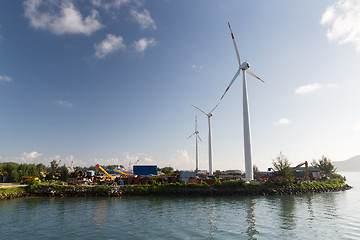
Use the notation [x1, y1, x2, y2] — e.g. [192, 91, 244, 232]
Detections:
[333, 155, 360, 172]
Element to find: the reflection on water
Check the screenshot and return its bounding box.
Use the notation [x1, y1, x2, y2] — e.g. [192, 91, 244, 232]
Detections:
[305, 195, 315, 221]
[245, 198, 259, 239]
[208, 200, 218, 239]
[92, 199, 108, 231]
[278, 195, 296, 231]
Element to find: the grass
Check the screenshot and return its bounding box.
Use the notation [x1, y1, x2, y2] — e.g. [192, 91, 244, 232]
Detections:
[0, 186, 27, 195]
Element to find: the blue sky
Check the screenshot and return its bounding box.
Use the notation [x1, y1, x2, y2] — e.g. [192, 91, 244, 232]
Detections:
[0, 0, 359, 171]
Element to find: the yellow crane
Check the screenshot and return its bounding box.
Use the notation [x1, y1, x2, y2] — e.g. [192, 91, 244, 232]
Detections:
[96, 164, 115, 182]
[114, 169, 128, 177]
[149, 171, 179, 180]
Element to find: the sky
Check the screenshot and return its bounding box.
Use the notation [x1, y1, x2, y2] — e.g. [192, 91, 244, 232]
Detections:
[0, 0, 359, 171]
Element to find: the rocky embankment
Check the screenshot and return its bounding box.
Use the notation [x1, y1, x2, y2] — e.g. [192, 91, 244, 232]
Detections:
[26, 183, 352, 197]
[0, 192, 31, 200]
[259, 184, 352, 196]
[1, 181, 352, 199]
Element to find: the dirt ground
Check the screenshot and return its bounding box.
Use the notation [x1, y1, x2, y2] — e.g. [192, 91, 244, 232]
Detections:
[0, 183, 27, 188]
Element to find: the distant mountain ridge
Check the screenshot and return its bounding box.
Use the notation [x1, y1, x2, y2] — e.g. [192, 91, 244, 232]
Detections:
[333, 155, 360, 172]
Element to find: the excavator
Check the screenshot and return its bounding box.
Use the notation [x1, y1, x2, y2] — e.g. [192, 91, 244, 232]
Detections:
[292, 161, 309, 181]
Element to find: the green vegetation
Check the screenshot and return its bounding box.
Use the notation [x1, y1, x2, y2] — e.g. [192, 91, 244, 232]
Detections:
[158, 166, 174, 174]
[59, 165, 70, 182]
[0, 186, 27, 195]
[311, 155, 337, 178]
[0, 178, 350, 199]
[0, 162, 46, 182]
[0, 161, 125, 183]
[272, 152, 294, 186]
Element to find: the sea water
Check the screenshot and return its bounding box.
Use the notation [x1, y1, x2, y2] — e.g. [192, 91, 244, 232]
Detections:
[1, 172, 359, 240]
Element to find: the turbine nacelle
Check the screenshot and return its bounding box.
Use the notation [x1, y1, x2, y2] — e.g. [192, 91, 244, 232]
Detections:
[241, 62, 250, 70]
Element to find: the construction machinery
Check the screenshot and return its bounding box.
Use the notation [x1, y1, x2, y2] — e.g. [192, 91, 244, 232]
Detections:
[96, 164, 116, 185]
[149, 171, 179, 180]
[292, 161, 309, 181]
[114, 169, 128, 177]
[21, 176, 41, 184]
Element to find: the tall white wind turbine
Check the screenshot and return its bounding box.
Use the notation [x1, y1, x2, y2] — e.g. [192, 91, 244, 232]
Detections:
[187, 116, 202, 171]
[192, 105, 217, 175]
[218, 22, 264, 180]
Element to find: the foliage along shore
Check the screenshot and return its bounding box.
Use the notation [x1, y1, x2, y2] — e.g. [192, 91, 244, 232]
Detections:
[0, 179, 352, 199]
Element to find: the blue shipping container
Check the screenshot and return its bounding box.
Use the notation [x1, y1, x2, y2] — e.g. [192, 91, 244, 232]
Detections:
[133, 165, 157, 176]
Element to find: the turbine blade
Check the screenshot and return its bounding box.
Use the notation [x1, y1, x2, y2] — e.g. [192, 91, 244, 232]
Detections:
[197, 134, 202, 142]
[228, 22, 241, 66]
[220, 68, 241, 100]
[246, 69, 264, 83]
[210, 101, 221, 114]
[210, 68, 241, 114]
[187, 132, 196, 139]
[192, 105, 208, 116]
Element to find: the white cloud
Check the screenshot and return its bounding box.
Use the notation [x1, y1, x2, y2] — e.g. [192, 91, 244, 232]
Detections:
[130, 9, 156, 30]
[94, 34, 126, 58]
[55, 100, 73, 107]
[191, 65, 204, 70]
[0, 74, 12, 82]
[133, 37, 157, 53]
[273, 118, 292, 126]
[295, 83, 337, 94]
[321, 0, 360, 52]
[91, 157, 123, 166]
[24, 0, 102, 35]
[169, 149, 193, 170]
[23, 151, 43, 159]
[91, 0, 130, 10]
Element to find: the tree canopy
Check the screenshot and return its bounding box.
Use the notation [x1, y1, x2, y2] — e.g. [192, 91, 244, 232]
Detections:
[272, 152, 294, 185]
[311, 155, 337, 177]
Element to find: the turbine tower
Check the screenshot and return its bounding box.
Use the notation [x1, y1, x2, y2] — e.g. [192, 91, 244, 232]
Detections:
[218, 22, 264, 180]
[192, 105, 215, 175]
[187, 116, 202, 172]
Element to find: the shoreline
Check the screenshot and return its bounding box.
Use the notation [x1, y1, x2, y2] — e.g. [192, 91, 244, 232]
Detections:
[0, 181, 352, 200]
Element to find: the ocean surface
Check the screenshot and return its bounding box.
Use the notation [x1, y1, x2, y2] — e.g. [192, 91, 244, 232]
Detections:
[1, 172, 359, 240]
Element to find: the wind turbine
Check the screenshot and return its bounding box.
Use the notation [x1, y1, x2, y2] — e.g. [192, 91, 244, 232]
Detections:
[187, 116, 202, 172]
[218, 22, 264, 180]
[192, 105, 217, 175]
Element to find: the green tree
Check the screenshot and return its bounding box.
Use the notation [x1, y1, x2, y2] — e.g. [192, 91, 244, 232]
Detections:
[10, 168, 20, 182]
[36, 163, 46, 172]
[60, 164, 69, 182]
[1, 162, 20, 182]
[272, 152, 294, 185]
[27, 164, 37, 176]
[50, 160, 59, 172]
[160, 166, 174, 174]
[311, 155, 337, 177]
